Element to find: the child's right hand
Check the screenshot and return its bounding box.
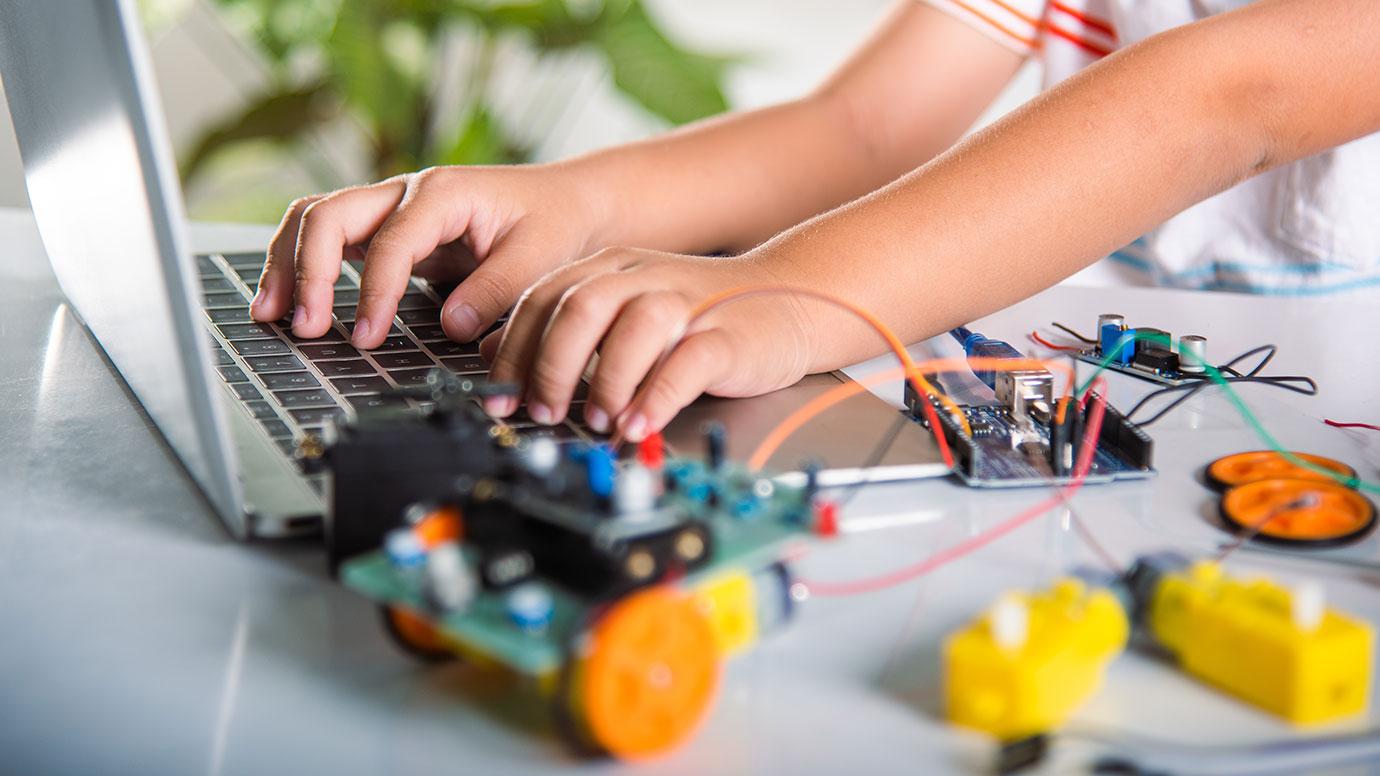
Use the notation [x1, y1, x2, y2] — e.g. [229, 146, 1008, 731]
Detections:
[250, 163, 609, 350]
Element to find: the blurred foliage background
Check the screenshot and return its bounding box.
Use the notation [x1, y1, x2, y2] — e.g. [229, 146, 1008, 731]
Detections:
[174, 0, 733, 216]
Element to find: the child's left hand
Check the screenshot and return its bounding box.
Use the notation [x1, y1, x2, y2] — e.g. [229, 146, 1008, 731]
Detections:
[480, 248, 815, 441]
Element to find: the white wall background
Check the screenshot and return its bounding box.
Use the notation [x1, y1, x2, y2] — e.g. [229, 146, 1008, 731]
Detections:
[0, 0, 1039, 219]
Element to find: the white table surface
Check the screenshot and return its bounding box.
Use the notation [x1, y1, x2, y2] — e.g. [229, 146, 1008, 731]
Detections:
[3, 205, 1379, 775]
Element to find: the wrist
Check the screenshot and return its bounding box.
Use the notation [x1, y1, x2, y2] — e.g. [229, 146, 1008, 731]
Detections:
[546, 155, 628, 253]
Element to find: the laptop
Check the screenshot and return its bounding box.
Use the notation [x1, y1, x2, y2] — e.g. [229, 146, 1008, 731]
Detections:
[0, 0, 947, 540]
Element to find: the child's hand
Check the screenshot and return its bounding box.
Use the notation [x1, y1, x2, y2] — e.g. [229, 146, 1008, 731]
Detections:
[251, 164, 607, 349]
[480, 249, 815, 441]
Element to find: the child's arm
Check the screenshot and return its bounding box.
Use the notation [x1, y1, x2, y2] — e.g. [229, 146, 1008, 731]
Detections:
[487, 0, 1380, 438]
[253, 3, 1023, 348]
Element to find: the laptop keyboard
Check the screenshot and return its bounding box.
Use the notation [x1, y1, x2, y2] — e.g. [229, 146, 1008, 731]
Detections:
[198, 252, 593, 479]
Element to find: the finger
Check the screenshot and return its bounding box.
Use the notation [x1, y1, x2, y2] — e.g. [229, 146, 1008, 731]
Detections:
[478, 328, 503, 364]
[583, 292, 686, 434]
[253, 195, 322, 321]
[618, 329, 730, 443]
[525, 273, 644, 425]
[353, 175, 465, 348]
[478, 251, 621, 416]
[291, 180, 407, 339]
[439, 221, 550, 343]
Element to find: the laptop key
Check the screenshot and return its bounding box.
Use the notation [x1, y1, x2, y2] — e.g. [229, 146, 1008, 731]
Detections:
[287, 328, 346, 344]
[203, 291, 247, 309]
[232, 339, 292, 356]
[397, 308, 442, 326]
[388, 368, 434, 386]
[261, 371, 321, 391]
[342, 320, 401, 336]
[365, 336, 419, 353]
[441, 356, 488, 374]
[289, 407, 343, 426]
[260, 419, 292, 438]
[213, 349, 235, 367]
[206, 308, 254, 324]
[218, 322, 276, 339]
[200, 276, 235, 292]
[316, 359, 376, 377]
[425, 340, 480, 358]
[374, 351, 434, 370]
[329, 375, 390, 395]
[271, 388, 336, 408]
[396, 293, 438, 311]
[244, 354, 304, 373]
[274, 439, 297, 456]
[298, 343, 360, 360]
[232, 265, 260, 280]
[245, 400, 277, 420]
[232, 383, 263, 402]
[332, 305, 357, 323]
[222, 252, 266, 269]
[218, 366, 248, 383]
[196, 254, 219, 274]
[408, 324, 448, 341]
[345, 394, 409, 412]
[332, 289, 360, 305]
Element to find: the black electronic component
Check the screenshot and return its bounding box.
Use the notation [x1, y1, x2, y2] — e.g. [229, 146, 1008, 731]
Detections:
[1131, 348, 1179, 374]
[317, 374, 508, 572]
[321, 370, 720, 596]
[705, 421, 726, 470]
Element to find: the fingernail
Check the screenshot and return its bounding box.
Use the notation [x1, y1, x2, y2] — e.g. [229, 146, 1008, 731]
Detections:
[291, 305, 307, 329]
[351, 318, 373, 346]
[484, 395, 516, 417]
[621, 413, 647, 443]
[447, 303, 482, 341]
[529, 402, 553, 425]
[585, 406, 609, 434]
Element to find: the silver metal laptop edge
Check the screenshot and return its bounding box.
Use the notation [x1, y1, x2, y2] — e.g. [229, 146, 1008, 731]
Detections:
[0, 0, 320, 537]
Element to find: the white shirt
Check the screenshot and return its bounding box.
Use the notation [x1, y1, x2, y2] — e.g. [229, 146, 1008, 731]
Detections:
[922, 0, 1380, 295]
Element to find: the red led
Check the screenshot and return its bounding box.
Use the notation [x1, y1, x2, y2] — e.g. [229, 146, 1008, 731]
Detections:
[813, 499, 839, 538]
[637, 431, 665, 470]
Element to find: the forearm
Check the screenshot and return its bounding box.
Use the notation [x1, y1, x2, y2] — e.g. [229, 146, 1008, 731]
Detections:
[749, 0, 1380, 370]
[559, 96, 896, 256]
[560, 2, 1022, 256]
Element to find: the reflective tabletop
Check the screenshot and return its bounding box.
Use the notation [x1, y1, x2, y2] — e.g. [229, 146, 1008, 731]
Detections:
[3, 207, 1378, 775]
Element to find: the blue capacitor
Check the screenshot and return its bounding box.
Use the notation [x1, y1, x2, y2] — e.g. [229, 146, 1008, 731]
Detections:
[731, 495, 760, 519]
[1100, 324, 1135, 365]
[585, 445, 616, 498]
[506, 583, 554, 632]
[384, 528, 425, 570]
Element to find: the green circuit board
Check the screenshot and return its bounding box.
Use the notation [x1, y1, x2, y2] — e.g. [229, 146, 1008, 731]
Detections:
[340, 457, 815, 677]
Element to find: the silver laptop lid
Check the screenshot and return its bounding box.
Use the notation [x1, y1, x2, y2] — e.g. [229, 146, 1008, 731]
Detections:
[0, 0, 245, 534]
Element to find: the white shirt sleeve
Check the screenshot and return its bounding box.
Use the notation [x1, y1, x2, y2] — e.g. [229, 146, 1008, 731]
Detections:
[918, 0, 1047, 55]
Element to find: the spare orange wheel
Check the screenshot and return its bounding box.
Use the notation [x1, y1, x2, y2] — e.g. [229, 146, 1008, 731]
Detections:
[568, 587, 721, 760]
[380, 606, 456, 663]
[1220, 479, 1376, 547]
[1205, 450, 1356, 491]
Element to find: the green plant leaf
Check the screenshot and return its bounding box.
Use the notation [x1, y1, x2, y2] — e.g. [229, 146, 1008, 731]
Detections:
[436, 103, 529, 166]
[326, 2, 430, 168]
[593, 0, 729, 125]
[180, 82, 336, 183]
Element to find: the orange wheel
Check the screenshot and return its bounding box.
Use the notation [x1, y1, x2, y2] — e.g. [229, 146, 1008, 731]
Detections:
[1206, 450, 1355, 491]
[380, 606, 456, 663]
[1220, 479, 1376, 547]
[566, 587, 721, 760]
